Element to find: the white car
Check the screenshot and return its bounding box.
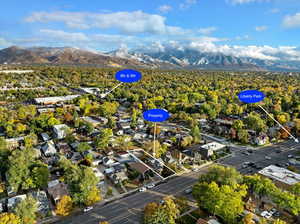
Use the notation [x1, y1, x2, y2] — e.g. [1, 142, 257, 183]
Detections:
[288, 155, 293, 158]
[192, 168, 199, 172]
[139, 187, 147, 192]
[83, 206, 93, 212]
[261, 211, 272, 219]
[146, 183, 155, 189]
[265, 156, 271, 160]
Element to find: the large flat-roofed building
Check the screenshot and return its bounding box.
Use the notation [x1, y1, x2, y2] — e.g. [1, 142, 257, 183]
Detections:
[258, 165, 300, 189]
[0, 70, 34, 74]
[34, 95, 80, 105]
[200, 142, 226, 158]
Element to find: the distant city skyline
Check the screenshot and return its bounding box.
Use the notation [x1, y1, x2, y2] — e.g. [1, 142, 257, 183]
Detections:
[1, 0, 300, 60]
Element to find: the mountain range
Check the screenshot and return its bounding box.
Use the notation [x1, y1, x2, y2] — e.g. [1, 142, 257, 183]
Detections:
[0, 46, 300, 71]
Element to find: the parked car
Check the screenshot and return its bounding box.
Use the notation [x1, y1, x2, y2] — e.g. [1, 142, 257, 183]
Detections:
[84, 207, 93, 212]
[192, 168, 199, 172]
[146, 183, 155, 189]
[265, 156, 271, 160]
[288, 154, 293, 158]
[184, 188, 193, 194]
[139, 187, 147, 192]
[261, 211, 272, 219]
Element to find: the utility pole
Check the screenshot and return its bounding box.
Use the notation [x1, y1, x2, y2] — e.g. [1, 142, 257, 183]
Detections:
[153, 123, 157, 157]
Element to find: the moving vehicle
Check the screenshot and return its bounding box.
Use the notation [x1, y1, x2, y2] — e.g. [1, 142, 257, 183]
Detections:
[83, 206, 93, 212]
[184, 188, 193, 194]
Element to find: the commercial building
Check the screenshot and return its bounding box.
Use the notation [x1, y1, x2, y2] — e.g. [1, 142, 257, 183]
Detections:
[34, 95, 80, 105]
[258, 165, 300, 189]
[200, 142, 226, 158]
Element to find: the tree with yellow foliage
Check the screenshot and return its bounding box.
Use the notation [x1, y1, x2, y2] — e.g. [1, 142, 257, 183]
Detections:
[55, 195, 73, 216]
[85, 186, 101, 206]
[272, 219, 287, 224]
[0, 213, 21, 224]
[242, 213, 255, 224]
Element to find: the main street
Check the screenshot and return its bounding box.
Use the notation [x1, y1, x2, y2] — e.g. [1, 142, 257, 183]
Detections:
[55, 166, 211, 224]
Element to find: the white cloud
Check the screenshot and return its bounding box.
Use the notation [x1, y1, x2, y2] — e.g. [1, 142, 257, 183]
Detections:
[255, 26, 268, 31]
[40, 29, 89, 42]
[198, 27, 217, 35]
[180, 0, 197, 9]
[282, 12, 300, 28]
[229, 0, 271, 4]
[26, 10, 186, 36]
[187, 41, 300, 60]
[158, 5, 172, 13]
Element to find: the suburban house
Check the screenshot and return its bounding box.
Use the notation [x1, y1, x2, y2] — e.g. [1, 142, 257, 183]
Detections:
[109, 172, 128, 184]
[103, 157, 116, 167]
[41, 140, 57, 157]
[258, 165, 300, 189]
[47, 180, 69, 204]
[92, 167, 105, 181]
[104, 167, 115, 175]
[81, 116, 101, 127]
[56, 142, 72, 158]
[37, 108, 55, 114]
[118, 122, 131, 130]
[7, 194, 26, 211]
[53, 124, 69, 139]
[30, 190, 50, 213]
[78, 87, 100, 95]
[5, 136, 25, 149]
[128, 162, 151, 177]
[41, 133, 51, 142]
[253, 133, 269, 146]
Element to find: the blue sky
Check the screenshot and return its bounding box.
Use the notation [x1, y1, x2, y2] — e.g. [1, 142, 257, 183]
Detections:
[1, 0, 300, 59]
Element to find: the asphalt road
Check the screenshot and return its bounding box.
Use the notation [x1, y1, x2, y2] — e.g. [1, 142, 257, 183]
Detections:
[55, 166, 211, 224]
[219, 140, 300, 174]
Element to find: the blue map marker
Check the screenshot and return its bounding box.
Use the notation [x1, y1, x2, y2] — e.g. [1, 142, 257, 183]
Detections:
[115, 69, 142, 83]
[143, 109, 170, 123]
[238, 90, 265, 104]
[101, 69, 142, 98]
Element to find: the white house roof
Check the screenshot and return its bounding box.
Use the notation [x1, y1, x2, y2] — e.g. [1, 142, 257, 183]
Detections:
[48, 179, 60, 188]
[53, 124, 69, 131]
[258, 165, 300, 185]
[7, 194, 26, 209]
[42, 140, 56, 154]
[81, 116, 101, 125]
[201, 142, 226, 151]
[35, 95, 80, 104]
